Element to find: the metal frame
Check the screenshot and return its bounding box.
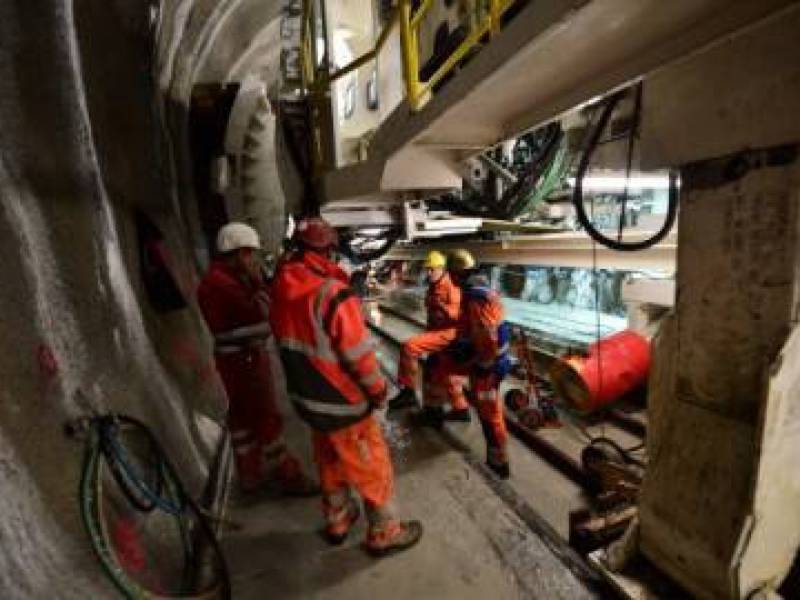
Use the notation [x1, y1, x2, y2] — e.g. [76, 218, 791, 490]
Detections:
[299, 0, 523, 173]
[387, 231, 678, 271]
[399, 0, 516, 111]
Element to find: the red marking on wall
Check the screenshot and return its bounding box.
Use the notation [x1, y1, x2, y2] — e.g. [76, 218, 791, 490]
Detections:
[170, 338, 219, 387]
[36, 344, 59, 380]
[111, 516, 146, 574]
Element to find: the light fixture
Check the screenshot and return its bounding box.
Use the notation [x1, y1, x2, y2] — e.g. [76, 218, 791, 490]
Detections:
[567, 175, 677, 192]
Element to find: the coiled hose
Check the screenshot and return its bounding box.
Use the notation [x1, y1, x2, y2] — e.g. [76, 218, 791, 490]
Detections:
[79, 415, 231, 599]
[572, 89, 679, 251]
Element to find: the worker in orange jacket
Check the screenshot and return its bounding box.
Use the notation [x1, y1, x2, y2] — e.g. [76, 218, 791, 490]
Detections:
[427, 249, 512, 478]
[197, 223, 318, 496]
[269, 217, 423, 556]
[389, 250, 470, 421]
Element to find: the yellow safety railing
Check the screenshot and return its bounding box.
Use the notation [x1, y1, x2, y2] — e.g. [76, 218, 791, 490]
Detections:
[299, 0, 521, 169]
[400, 0, 517, 111]
[301, 2, 399, 93]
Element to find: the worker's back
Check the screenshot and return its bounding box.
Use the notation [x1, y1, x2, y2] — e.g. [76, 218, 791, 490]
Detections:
[270, 251, 385, 432]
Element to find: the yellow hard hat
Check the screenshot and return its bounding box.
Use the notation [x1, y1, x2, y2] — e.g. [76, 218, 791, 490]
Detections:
[449, 249, 476, 271]
[422, 250, 447, 269]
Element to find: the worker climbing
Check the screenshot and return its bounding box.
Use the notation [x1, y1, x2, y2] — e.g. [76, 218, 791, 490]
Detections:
[427, 249, 513, 478]
[269, 216, 423, 556]
[389, 250, 470, 422]
[197, 222, 318, 496]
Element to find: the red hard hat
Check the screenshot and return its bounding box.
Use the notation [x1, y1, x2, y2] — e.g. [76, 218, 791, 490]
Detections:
[293, 217, 338, 250]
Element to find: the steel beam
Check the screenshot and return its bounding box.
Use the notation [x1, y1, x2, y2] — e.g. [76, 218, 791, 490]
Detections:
[387, 231, 677, 271]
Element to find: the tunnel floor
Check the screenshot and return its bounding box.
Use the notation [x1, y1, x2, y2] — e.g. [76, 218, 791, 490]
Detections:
[222, 414, 600, 600]
[216, 306, 625, 599]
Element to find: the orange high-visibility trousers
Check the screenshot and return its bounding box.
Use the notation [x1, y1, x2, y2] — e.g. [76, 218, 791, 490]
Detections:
[428, 354, 508, 466]
[313, 415, 394, 512]
[398, 328, 468, 410]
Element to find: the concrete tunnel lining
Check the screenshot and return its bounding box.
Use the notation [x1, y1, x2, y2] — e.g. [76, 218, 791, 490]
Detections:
[0, 0, 290, 596]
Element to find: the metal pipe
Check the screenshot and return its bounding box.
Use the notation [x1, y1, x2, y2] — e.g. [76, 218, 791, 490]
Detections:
[410, 0, 435, 30]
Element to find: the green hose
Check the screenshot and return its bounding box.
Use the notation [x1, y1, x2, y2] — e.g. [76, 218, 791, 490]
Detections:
[78, 419, 230, 599]
[81, 428, 147, 599]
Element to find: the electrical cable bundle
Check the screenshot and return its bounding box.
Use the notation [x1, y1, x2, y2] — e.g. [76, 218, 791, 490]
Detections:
[455, 122, 567, 219]
[498, 122, 565, 219]
[77, 415, 230, 599]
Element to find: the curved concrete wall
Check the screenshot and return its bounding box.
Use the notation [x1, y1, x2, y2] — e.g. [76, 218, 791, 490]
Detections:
[0, 0, 283, 596]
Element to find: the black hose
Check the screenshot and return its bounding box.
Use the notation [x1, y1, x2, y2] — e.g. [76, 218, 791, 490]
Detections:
[616, 84, 642, 243]
[572, 90, 679, 251]
[587, 435, 646, 467]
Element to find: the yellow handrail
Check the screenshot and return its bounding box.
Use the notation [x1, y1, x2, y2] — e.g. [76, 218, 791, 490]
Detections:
[301, 0, 315, 90]
[409, 0, 435, 31]
[401, 0, 518, 111]
[298, 0, 522, 170]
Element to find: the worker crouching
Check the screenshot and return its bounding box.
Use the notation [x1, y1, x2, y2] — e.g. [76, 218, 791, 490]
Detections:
[197, 223, 318, 496]
[389, 250, 470, 422]
[428, 249, 512, 478]
[269, 217, 423, 556]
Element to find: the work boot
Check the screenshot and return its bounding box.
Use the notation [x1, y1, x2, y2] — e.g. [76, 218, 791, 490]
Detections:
[325, 498, 361, 545]
[487, 461, 510, 480]
[388, 387, 418, 411]
[443, 408, 471, 423]
[365, 520, 424, 557]
[487, 447, 510, 480]
[411, 406, 444, 429]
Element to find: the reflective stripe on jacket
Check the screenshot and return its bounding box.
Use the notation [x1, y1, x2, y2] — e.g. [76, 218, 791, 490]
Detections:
[425, 272, 461, 329]
[197, 261, 271, 351]
[269, 251, 386, 432]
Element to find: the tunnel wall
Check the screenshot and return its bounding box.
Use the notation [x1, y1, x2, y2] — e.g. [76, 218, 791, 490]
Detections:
[0, 2, 233, 597]
[155, 0, 301, 266]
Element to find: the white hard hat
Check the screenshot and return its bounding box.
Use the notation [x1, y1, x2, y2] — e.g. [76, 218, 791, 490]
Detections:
[216, 222, 261, 253]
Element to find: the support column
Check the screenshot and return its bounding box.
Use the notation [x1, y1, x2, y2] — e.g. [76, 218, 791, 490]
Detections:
[636, 8, 800, 596]
[639, 147, 800, 598]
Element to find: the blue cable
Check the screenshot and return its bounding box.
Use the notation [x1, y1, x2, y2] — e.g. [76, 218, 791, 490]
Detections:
[100, 420, 185, 516]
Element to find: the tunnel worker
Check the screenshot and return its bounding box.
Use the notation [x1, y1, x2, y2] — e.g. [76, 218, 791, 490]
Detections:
[429, 249, 512, 478]
[197, 222, 318, 496]
[269, 216, 423, 556]
[389, 250, 471, 422]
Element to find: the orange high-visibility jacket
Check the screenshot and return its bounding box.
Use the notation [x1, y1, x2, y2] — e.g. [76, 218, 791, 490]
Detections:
[458, 275, 506, 371]
[269, 251, 386, 432]
[425, 272, 461, 329]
